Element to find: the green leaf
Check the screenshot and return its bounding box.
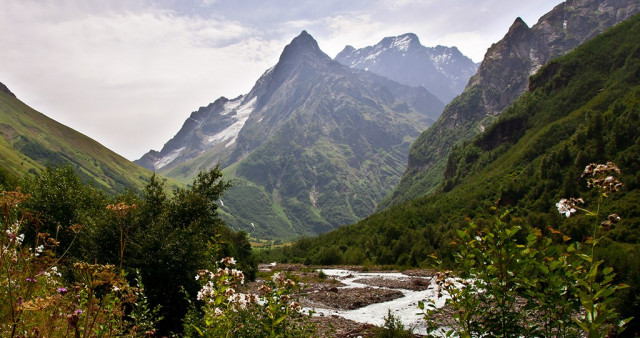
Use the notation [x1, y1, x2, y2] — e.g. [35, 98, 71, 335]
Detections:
[594, 286, 615, 300]
[577, 253, 593, 263]
[274, 315, 287, 326]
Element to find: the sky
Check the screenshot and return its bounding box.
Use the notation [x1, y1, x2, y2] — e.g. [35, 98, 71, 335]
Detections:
[0, 0, 563, 161]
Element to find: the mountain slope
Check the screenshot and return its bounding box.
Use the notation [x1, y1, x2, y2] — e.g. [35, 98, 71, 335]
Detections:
[0, 84, 156, 193]
[137, 31, 444, 238]
[277, 12, 640, 325]
[381, 0, 640, 209]
[335, 33, 478, 104]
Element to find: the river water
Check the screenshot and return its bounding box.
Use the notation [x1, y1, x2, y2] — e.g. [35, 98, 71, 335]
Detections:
[306, 268, 451, 335]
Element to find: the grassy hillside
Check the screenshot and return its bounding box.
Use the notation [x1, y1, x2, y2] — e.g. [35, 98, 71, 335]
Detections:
[0, 89, 162, 193]
[267, 13, 640, 329]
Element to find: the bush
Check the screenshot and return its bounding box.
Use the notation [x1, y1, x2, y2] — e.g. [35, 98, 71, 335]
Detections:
[374, 309, 413, 338]
[420, 162, 633, 337]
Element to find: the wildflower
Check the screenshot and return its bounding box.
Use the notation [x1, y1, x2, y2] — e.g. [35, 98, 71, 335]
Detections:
[583, 162, 623, 193]
[49, 266, 61, 277]
[272, 272, 286, 285]
[220, 257, 236, 266]
[229, 293, 251, 310]
[57, 287, 68, 295]
[285, 278, 296, 288]
[214, 307, 224, 317]
[35, 245, 44, 257]
[67, 309, 82, 328]
[258, 284, 272, 294]
[230, 269, 245, 284]
[556, 198, 583, 217]
[601, 213, 622, 230]
[288, 301, 302, 312]
[224, 287, 236, 299]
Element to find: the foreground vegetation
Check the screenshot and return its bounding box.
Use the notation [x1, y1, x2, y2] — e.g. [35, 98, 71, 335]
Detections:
[0, 166, 317, 336]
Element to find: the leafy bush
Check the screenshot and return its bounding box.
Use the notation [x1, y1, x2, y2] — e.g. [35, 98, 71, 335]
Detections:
[185, 253, 316, 337]
[420, 162, 633, 337]
[0, 189, 156, 337]
[374, 309, 413, 338]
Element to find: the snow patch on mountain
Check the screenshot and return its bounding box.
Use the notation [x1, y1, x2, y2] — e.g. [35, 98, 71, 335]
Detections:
[221, 99, 242, 116]
[206, 96, 257, 147]
[155, 146, 185, 170]
[391, 35, 412, 51]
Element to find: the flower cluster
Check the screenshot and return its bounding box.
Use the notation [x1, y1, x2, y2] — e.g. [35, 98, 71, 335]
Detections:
[106, 202, 137, 219]
[601, 213, 621, 230]
[271, 271, 297, 288]
[195, 257, 257, 315]
[191, 257, 315, 337]
[582, 162, 623, 193]
[557, 163, 624, 227]
[556, 198, 584, 218]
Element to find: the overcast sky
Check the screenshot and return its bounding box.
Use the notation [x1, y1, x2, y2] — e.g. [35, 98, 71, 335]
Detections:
[0, 0, 563, 160]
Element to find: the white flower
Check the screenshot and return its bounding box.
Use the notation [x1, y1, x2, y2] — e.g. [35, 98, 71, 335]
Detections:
[556, 199, 576, 217]
[272, 272, 285, 284]
[220, 257, 236, 266]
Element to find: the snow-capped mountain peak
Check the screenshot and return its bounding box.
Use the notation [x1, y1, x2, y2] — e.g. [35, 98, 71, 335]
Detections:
[335, 33, 477, 104]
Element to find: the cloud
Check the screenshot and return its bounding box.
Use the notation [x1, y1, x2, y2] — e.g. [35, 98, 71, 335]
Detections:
[0, 0, 284, 160]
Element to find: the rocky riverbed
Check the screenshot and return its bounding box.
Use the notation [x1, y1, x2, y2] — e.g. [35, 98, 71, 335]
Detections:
[255, 264, 451, 337]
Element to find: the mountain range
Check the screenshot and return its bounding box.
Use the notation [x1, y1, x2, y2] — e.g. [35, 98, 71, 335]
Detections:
[135, 31, 449, 238]
[379, 0, 640, 209]
[335, 33, 478, 104]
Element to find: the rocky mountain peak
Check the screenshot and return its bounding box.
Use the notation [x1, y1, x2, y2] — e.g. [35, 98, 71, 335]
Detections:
[511, 17, 529, 30]
[380, 33, 421, 51]
[0, 82, 16, 98]
[339, 45, 356, 55]
[277, 30, 330, 66]
[504, 17, 532, 42]
[334, 32, 477, 104]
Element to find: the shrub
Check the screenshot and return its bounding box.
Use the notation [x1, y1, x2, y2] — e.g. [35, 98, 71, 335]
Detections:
[421, 162, 633, 337]
[186, 252, 316, 337]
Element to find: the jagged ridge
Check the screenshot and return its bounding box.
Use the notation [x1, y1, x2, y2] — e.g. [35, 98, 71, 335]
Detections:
[335, 33, 478, 104]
